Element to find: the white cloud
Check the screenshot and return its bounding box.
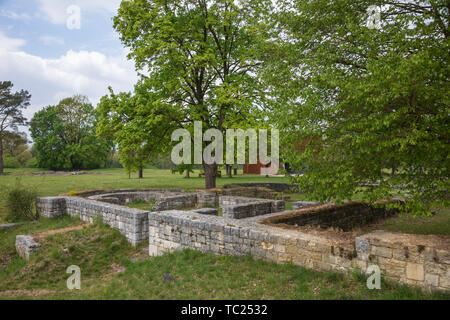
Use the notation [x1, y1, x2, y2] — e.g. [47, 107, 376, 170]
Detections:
[0, 31, 26, 51]
[37, 0, 122, 24]
[39, 35, 65, 46]
[0, 9, 31, 21]
[0, 40, 137, 136]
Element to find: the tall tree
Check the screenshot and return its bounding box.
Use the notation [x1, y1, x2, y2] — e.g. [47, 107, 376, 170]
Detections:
[97, 88, 179, 178]
[30, 95, 111, 170]
[113, 0, 273, 188]
[0, 81, 31, 173]
[271, 0, 449, 215]
[2, 131, 28, 157]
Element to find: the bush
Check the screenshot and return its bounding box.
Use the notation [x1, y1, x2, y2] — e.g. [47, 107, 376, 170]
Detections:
[5, 180, 38, 222]
[3, 155, 21, 168]
[25, 157, 38, 168]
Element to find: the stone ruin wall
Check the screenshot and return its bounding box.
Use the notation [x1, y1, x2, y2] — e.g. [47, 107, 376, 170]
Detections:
[263, 202, 399, 232]
[33, 189, 449, 292]
[149, 208, 450, 292]
[35, 190, 285, 246]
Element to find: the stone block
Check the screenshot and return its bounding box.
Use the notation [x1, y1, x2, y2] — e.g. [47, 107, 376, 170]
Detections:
[406, 263, 424, 281]
[16, 235, 40, 260]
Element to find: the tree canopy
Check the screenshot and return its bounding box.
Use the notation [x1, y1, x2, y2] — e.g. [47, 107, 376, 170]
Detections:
[270, 0, 449, 215]
[0, 81, 31, 173]
[30, 95, 111, 171]
[111, 0, 274, 188]
[97, 87, 178, 178]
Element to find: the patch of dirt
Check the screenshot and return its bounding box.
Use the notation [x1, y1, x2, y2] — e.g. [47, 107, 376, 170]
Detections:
[0, 289, 59, 297]
[110, 263, 126, 274]
[31, 171, 109, 176]
[130, 249, 150, 263]
[98, 263, 126, 281]
[33, 224, 87, 240]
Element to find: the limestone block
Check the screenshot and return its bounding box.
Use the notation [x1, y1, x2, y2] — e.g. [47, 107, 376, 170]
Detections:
[406, 263, 425, 281]
[424, 274, 439, 287]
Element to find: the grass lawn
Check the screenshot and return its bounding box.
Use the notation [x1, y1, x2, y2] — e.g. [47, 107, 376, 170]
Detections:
[0, 217, 448, 300]
[360, 208, 450, 236]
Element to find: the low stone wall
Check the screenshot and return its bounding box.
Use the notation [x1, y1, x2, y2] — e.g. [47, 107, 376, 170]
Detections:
[263, 202, 398, 232]
[292, 201, 324, 210]
[190, 208, 219, 216]
[197, 191, 218, 208]
[221, 187, 278, 199]
[201, 186, 279, 201]
[35, 191, 282, 245]
[219, 196, 285, 219]
[355, 231, 450, 291]
[61, 188, 184, 198]
[148, 210, 450, 292]
[0, 222, 24, 230]
[153, 193, 198, 211]
[36, 197, 67, 218]
[36, 196, 149, 246]
[88, 191, 185, 206]
[224, 183, 295, 193]
[16, 235, 40, 260]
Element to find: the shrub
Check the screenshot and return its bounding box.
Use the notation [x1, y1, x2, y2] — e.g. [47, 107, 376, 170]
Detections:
[3, 155, 21, 168]
[5, 180, 38, 222]
[25, 157, 38, 168]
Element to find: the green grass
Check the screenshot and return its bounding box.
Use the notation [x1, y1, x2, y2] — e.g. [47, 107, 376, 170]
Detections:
[0, 216, 82, 270]
[361, 208, 450, 236]
[127, 200, 156, 212]
[0, 218, 448, 300]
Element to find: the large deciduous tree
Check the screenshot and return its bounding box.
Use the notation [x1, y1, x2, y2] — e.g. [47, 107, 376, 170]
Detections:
[0, 81, 31, 173]
[113, 0, 273, 188]
[271, 0, 449, 215]
[1, 131, 31, 166]
[97, 87, 179, 178]
[30, 95, 111, 170]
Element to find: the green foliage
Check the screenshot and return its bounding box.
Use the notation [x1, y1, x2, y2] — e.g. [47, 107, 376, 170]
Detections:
[172, 164, 195, 178]
[97, 89, 176, 177]
[2, 131, 28, 157]
[5, 179, 38, 222]
[16, 149, 32, 166]
[110, 0, 275, 188]
[105, 152, 123, 169]
[0, 131, 32, 168]
[30, 95, 112, 171]
[271, 0, 449, 215]
[0, 81, 31, 174]
[3, 155, 21, 168]
[25, 157, 38, 168]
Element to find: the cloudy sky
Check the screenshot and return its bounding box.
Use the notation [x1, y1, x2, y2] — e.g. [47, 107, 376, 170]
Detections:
[0, 0, 138, 138]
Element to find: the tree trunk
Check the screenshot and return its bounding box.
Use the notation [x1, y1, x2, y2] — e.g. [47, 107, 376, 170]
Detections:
[138, 166, 143, 179]
[226, 165, 232, 178]
[185, 169, 190, 179]
[0, 136, 3, 174]
[204, 163, 217, 189]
